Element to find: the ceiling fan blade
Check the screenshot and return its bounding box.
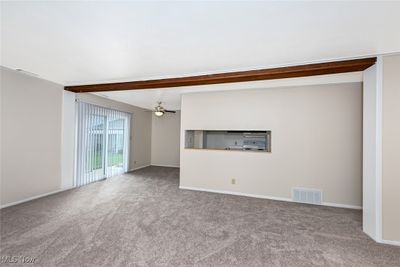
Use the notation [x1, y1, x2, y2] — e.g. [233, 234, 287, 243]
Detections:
[164, 110, 176, 113]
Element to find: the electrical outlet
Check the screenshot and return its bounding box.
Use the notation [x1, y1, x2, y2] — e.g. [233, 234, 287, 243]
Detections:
[231, 178, 236, 185]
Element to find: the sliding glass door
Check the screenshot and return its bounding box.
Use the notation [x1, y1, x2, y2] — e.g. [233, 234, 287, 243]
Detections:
[76, 102, 131, 187]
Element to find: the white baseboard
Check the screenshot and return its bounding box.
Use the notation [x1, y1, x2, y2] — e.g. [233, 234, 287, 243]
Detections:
[179, 186, 362, 210]
[151, 164, 180, 168]
[1, 186, 75, 209]
[128, 164, 179, 172]
[180, 186, 292, 202]
[380, 239, 400, 247]
[322, 202, 362, 210]
[129, 165, 151, 172]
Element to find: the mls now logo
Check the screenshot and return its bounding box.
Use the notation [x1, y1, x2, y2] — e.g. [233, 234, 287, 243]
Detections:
[0, 255, 36, 264]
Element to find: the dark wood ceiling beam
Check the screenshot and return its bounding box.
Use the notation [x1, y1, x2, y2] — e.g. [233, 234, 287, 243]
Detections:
[64, 57, 376, 93]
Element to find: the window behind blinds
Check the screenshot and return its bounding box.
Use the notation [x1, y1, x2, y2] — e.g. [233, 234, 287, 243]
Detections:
[75, 101, 131, 187]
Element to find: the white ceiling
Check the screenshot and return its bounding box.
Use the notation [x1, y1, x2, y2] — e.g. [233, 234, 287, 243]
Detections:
[1, 1, 399, 86]
[1, 1, 399, 110]
[94, 72, 363, 110]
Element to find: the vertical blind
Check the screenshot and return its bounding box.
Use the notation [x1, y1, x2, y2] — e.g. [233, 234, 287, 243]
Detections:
[75, 101, 131, 187]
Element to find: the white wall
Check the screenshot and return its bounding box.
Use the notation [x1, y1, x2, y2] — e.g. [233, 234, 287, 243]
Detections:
[180, 83, 363, 208]
[362, 61, 382, 241]
[1, 67, 63, 206]
[362, 54, 400, 245]
[0, 68, 3, 205]
[382, 54, 400, 242]
[151, 112, 181, 167]
[61, 91, 75, 189]
[76, 93, 152, 171]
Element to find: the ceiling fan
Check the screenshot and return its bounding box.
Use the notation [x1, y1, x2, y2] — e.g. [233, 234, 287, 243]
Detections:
[152, 101, 176, 117]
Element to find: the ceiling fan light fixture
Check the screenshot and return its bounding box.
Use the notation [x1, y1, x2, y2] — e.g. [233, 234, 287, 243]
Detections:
[154, 111, 164, 117]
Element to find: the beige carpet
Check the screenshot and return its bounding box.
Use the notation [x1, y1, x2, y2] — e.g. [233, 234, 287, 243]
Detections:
[1, 166, 399, 266]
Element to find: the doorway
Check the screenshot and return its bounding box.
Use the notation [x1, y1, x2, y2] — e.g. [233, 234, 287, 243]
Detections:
[75, 102, 131, 186]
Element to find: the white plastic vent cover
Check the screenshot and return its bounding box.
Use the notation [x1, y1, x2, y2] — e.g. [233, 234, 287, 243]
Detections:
[292, 187, 322, 205]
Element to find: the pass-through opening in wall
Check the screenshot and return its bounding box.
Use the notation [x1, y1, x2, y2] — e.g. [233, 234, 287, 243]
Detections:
[185, 130, 271, 152]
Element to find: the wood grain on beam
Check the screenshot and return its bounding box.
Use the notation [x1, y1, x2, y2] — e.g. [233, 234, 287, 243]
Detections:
[65, 57, 376, 93]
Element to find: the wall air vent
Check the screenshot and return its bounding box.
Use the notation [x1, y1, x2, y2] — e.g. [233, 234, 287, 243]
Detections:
[292, 187, 322, 205]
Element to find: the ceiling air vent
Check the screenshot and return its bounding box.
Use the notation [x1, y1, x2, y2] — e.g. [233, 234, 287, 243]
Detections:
[292, 187, 322, 205]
